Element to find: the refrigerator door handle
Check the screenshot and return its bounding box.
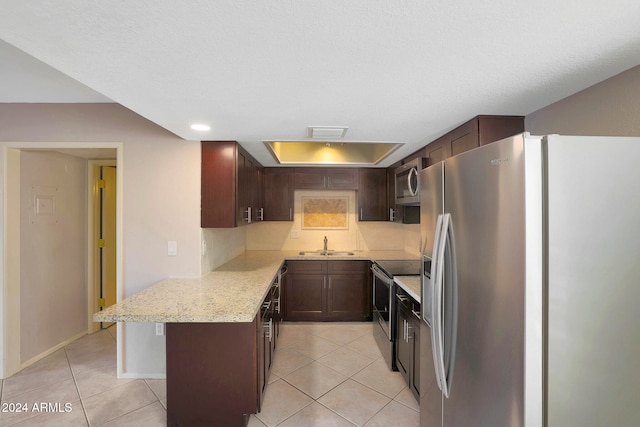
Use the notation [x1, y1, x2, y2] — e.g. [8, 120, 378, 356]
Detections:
[442, 213, 458, 398]
[433, 213, 458, 399]
[430, 214, 446, 394]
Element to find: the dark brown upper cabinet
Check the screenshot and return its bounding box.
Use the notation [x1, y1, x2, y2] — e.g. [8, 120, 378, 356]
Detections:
[263, 168, 294, 221]
[426, 115, 524, 166]
[294, 168, 359, 190]
[358, 168, 389, 221]
[201, 141, 263, 228]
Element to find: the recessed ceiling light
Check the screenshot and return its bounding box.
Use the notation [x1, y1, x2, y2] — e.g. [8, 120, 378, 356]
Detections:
[190, 124, 211, 131]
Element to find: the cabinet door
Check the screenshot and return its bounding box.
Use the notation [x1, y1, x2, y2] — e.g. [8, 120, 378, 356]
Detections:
[256, 313, 266, 408]
[294, 168, 325, 189]
[395, 303, 412, 383]
[327, 274, 368, 321]
[284, 274, 325, 321]
[201, 141, 237, 228]
[411, 316, 420, 398]
[326, 168, 359, 190]
[237, 149, 250, 225]
[263, 168, 294, 221]
[449, 120, 479, 157]
[426, 137, 451, 166]
[253, 165, 264, 222]
[477, 116, 525, 146]
[327, 261, 370, 320]
[358, 169, 388, 221]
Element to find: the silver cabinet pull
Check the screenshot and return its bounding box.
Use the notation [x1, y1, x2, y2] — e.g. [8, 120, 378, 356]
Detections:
[360, 208, 363, 220]
[244, 207, 252, 223]
[396, 293, 409, 302]
[258, 207, 264, 221]
[390, 208, 395, 222]
[289, 207, 293, 221]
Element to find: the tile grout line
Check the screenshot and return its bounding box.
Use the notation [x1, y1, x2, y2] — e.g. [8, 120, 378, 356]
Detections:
[269, 324, 402, 427]
[63, 344, 92, 427]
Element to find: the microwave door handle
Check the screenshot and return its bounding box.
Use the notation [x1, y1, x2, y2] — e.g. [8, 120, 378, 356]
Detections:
[407, 167, 418, 196]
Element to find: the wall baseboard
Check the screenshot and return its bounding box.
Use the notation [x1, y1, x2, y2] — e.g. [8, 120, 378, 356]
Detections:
[19, 330, 88, 372]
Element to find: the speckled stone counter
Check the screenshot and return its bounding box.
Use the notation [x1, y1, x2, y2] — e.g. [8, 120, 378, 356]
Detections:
[394, 275, 421, 303]
[93, 250, 418, 324]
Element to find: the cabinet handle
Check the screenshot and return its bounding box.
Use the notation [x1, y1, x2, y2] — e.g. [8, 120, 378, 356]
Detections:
[264, 319, 273, 341]
[390, 208, 395, 222]
[276, 297, 280, 314]
[244, 207, 252, 223]
[407, 321, 413, 341]
[258, 207, 264, 221]
[412, 309, 421, 320]
[289, 208, 293, 221]
[360, 208, 363, 221]
[262, 300, 271, 310]
[396, 293, 409, 302]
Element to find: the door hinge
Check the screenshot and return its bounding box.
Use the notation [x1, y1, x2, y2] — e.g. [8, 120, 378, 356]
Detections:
[97, 179, 106, 189]
[98, 298, 106, 308]
[98, 239, 105, 248]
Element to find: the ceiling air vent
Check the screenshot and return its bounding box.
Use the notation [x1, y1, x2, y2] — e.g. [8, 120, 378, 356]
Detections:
[307, 126, 348, 139]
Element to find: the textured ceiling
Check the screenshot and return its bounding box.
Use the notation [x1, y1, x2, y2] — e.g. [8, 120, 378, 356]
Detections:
[1, 1, 639, 166]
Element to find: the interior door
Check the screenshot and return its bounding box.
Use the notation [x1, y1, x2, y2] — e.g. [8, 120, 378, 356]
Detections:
[100, 166, 117, 328]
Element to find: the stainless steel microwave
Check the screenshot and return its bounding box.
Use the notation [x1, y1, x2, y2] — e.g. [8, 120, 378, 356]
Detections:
[395, 157, 426, 205]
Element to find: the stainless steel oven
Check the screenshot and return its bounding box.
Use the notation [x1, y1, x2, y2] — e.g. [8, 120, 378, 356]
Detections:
[371, 259, 421, 370]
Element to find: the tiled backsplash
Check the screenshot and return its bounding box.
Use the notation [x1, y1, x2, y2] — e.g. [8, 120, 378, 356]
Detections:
[201, 190, 421, 274]
[248, 191, 421, 255]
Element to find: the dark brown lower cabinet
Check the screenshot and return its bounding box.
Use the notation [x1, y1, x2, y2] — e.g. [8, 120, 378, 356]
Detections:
[285, 260, 371, 322]
[394, 286, 421, 400]
[166, 321, 258, 427]
[165, 273, 281, 427]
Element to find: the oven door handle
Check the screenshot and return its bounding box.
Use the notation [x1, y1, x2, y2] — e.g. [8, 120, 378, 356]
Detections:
[371, 264, 393, 286]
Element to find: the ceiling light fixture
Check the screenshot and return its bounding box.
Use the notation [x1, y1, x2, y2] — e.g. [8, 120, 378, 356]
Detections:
[307, 126, 348, 139]
[191, 123, 211, 131]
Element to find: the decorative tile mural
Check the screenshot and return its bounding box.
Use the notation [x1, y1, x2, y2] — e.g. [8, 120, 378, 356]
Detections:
[302, 196, 348, 229]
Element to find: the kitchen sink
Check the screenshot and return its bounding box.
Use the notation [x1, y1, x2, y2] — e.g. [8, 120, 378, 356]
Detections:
[298, 251, 355, 256]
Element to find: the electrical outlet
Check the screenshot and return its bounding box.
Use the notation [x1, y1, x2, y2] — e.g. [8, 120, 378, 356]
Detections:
[290, 229, 299, 239]
[201, 239, 207, 255]
[155, 323, 164, 336]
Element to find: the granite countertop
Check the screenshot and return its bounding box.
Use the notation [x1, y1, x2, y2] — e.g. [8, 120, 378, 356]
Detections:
[93, 250, 419, 324]
[394, 276, 421, 303]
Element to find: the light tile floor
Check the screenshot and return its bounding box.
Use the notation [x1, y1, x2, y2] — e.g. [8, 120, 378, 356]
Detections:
[0, 322, 419, 427]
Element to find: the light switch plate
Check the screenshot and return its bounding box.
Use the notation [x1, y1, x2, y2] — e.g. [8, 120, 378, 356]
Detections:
[168, 240, 177, 256]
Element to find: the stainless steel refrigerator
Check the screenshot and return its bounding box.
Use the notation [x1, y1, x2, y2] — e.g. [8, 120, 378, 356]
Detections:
[419, 133, 640, 427]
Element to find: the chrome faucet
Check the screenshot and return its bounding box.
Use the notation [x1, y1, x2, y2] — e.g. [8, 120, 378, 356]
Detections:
[323, 236, 328, 252]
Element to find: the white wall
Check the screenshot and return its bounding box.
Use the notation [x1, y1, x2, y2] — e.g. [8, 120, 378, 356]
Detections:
[20, 151, 87, 362]
[0, 103, 201, 378]
[526, 65, 640, 136]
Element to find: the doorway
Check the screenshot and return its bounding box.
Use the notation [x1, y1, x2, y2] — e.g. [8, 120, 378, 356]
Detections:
[90, 161, 117, 330]
[1, 142, 123, 379]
